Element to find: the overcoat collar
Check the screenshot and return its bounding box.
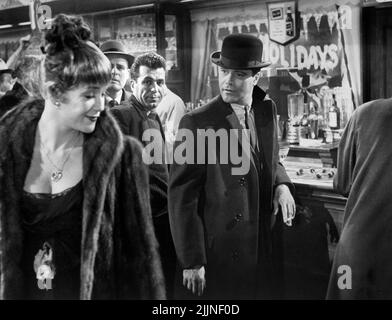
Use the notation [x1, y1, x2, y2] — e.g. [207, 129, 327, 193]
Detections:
[213, 86, 273, 172]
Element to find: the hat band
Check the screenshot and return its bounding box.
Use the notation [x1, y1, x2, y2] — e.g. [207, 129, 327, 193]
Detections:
[220, 55, 262, 69]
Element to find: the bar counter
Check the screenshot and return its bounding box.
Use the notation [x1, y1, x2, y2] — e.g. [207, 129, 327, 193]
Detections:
[279, 141, 347, 298]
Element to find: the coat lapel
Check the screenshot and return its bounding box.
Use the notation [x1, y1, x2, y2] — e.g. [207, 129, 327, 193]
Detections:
[253, 87, 274, 174]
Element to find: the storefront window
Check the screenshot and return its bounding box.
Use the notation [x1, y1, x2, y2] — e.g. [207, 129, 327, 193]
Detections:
[96, 15, 113, 42]
[165, 14, 179, 70]
[116, 14, 156, 56]
[92, 13, 157, 56]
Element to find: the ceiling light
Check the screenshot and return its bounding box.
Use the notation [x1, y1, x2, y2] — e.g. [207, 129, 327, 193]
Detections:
[0, 24, 13, 29]
[18, 21, 32, 26]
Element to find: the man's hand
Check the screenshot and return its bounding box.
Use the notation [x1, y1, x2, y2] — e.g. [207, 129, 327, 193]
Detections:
[183, 266, 206, 296]
[273, 184, 296, 226]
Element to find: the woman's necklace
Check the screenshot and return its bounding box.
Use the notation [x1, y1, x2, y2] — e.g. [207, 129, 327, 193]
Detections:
[40, 132, 81, 183]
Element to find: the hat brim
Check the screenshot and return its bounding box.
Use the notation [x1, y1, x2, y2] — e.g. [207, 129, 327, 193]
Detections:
[210, 51, 271, 69]
[103, 51, 135, 66]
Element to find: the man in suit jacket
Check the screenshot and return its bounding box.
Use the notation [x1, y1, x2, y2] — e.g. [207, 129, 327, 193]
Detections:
[168, 34, 296, 299]
[111, 52, 176, 299]
[101, 40, 134, 107]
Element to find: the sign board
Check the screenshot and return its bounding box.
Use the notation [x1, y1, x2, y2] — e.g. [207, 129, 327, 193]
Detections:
[267, 0, 298, 45]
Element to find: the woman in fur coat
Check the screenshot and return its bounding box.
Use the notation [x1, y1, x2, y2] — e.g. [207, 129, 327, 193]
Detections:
[0, 14, 165, 299]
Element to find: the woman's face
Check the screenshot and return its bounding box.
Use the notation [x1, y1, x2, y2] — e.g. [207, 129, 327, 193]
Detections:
[57, 83, 107, 133]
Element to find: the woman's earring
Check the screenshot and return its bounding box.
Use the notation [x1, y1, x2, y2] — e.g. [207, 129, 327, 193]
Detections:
[55, 101, 60, 109]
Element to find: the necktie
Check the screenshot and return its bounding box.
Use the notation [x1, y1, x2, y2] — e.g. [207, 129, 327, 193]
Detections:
[244, 106, 250, 130]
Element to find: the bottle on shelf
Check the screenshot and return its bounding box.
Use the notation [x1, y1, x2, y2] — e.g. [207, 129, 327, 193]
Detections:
[298, 75, 310, 142]
[301, 75, 310, 115]
[300, 112, 309, 140]
[286, 7, 294, 37]
[328, 93, 341, 130]
[205, 76, 213, 103]
[308, 99, 318, 139]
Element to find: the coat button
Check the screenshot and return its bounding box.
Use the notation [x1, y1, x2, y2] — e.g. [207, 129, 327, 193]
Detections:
[235, 213, 243, 221]
[239, 177, 246, 186]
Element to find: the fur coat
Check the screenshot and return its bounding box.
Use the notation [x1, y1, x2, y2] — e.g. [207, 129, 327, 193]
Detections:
[0, 98, 166, 299]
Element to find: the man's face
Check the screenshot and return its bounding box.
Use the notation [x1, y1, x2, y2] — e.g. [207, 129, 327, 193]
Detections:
[107, 55, 129, 92]
[131, 65, 166, 111]
[218, 67, 260, 105]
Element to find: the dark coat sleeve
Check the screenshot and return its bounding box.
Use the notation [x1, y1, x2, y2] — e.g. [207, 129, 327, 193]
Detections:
[168, 113, 207, 269]
[119, 136, 166, 299]
[111, 105, 169, 218]
[333, 113, 357, 197]
[275, 163, 294, 194]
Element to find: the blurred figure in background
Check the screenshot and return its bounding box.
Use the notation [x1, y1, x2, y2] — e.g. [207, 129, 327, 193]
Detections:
[0, 59, 15, 98]
[155, 86, 186, 163]
[327, 97, 392, 299]
[0, 35, 36, 119]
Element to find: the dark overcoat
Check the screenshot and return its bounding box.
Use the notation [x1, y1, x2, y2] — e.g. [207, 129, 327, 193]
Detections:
[104, 89, 132, 108]
[110, 96, 176, 298]
[168, 87, 293, 299]
[0, 98, 165, 299]
[111, 95, 168, 218]
[328, 99, 392, 299]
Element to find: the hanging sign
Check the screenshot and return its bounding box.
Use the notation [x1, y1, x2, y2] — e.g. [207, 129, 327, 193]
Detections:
[267, 0, 298, 45]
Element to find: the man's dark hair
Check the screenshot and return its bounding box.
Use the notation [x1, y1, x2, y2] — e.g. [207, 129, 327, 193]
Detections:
[130, 52, 166, 80]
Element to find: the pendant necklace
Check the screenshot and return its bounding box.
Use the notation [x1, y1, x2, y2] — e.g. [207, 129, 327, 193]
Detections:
[40, 132, 81, 183]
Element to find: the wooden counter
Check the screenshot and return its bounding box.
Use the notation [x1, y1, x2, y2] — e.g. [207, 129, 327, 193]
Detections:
[280, 143, 347, 299]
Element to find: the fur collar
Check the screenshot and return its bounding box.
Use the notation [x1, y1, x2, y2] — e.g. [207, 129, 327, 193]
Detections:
[0, 98, 124, 299]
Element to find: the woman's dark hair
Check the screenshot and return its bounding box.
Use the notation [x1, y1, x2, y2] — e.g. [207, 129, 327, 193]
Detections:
[43, 14, 111, 98]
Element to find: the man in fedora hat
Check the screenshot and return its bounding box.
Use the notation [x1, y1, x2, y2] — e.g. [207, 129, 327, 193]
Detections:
[100, 40, 134, 107]
[168, 34, 295, 299]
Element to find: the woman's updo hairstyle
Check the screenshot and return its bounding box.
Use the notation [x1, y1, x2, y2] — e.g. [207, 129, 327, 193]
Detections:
[43, 14, 111, 99]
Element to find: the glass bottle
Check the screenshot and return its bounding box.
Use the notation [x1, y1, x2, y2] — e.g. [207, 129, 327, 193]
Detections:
[300, 112, 309, 140]
[308, 100, 318, 139]
[286, 7, 294, 37]
[328, 94, 341, 130]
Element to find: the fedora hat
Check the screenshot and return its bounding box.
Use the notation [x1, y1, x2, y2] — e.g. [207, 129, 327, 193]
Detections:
[0, 58, 12, 75]
[100, 40, 135, 66]
[211, 34, 270, 70]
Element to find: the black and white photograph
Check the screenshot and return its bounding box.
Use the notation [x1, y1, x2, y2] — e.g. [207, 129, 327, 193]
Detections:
[0, 0, 389, 310]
